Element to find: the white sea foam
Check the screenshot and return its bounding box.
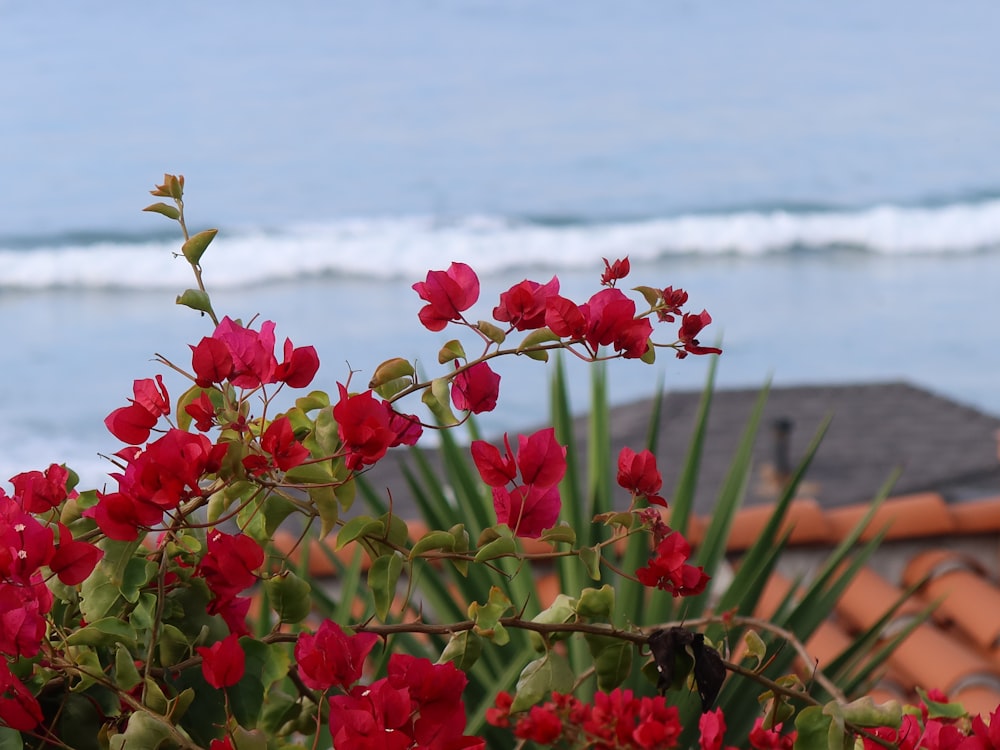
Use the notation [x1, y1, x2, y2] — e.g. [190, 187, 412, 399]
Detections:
[3, 199, 1000, 290]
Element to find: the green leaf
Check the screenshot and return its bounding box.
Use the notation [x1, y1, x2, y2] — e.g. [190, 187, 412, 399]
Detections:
[142, 202, 180, 220]
[409, 530, 457, 559]
[794, 706, 832, 750]
[578, 545, 602, 580]
[593, 640, 633, 691]
[114, 644, 142, 691]
[839, 696, 902, 728]
[538, 522, 576, 545]
[438, 339, 467, 364]
[110, 711, 173, 750]
[0, 727, 23, 750]
[80, 573, 122, 622]
[473, 534, 516, 562]
[576, 584, 615, 619]
[265, 571, 312, 624]
[65, 617, 137, 649]
[422, 377, 459, 426]
[176, 288, 215, 315]
[181, 228, 218, 265]
[476, 320, 506, 344]
[438, 631, 483, 671]
[916, 687, 967, 720]
[336, 515, 382, 550]
[510, 653, 574, 713]
[468, 586, 513, 645]
[528, 594, 578, 651]
[157, 623, 190, 667]
[742, 630, 767, 670]
[120, 557, 157, 603]
[369, 357, 416, 389]
[517, 327, 560, 351]
[230, 640, 291, 729]
[633, 285, 662, 307]
[368, 553, 403, 619]
[313, 407, 340, 454]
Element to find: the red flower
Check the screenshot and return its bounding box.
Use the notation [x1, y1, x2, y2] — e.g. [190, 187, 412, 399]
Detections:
[184, 391, 217, 432]
[600, 256, 631, 286]
[748, 718, 796, 750]
[333, 385, 397, 470]
[472, 428, 566, 538]
[0, 661, 42, 730]
[246, 415, 309, 474]
[584, 288, 651, 358]
[87, 490, 163, 542]
[617, 447, 667, 507]
[636, 532, 710, 598]
[451, 361, 501, 414]
[274, 337, 320, 388]
[212, 317, 278, 388]
[105, 376, 171, 444]
[294, 620, 378, 691]
[0, 577, 53, 658]
[545, 295, 588, 340]
[196, 633, 245, 688]
[10, 463, 70, 513]
[412, 262, 480, 331]
[50, 523, 103, 586]
[387, 654, 470, 746]
[513, 705, 563, 745]
[190, 336, 234, 387]
[493, 276, 560, 331]
[677, 310, 722, 358]
[196, 530, 263, 634]
[328, 680, 414, 750]
[699, 708, 728, 750]
[492, 483, 561, 539]
[658, 286, 689, 322]
[486, 691, 514, 728]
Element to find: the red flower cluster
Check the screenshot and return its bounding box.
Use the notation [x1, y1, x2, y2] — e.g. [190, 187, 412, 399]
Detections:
[415, 259, 721, 364]
[195, 530, 264, 636]
[191, 316, 319, 390]
[0, 467, 104, 729]
[617, 447, 667, 507]
[295, 620, 379, 691]
[451, 361, 501, 415]
[89, 427, 227, 541]
[326, 652, 483, 749]
[333, 385, 423, 470]
[241, 415, 309, 476]
[863, 702, 1000, 750]
[487, 688, 683, 749]
[471, 428, 566, 538]
[636, 532, 710, 598]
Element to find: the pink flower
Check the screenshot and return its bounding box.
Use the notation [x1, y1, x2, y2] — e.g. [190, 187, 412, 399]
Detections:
[196, 633, 245, 688]
[451, 361, 501, 414]
[412, 262, 480, 331]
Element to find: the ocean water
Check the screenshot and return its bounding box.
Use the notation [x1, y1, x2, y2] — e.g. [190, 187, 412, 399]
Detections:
[2, 1, 1000, 488]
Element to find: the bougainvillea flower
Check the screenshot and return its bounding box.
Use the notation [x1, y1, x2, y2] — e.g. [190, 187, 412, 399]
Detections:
[0, 577, 53, 658]
[470, 435, 517, 487]
[213, 317, 279, 388]
[699, 708, 730, 750]
[104, 376, 172, 445]
[514, 428, 566, 489]
[613, 315, 654, 359]
[492, 483, 561, 539]
[10, 463, 70, 513]
[333, 385, 397, 470]
[197, 530, 264, 602]
[677, 310, 722, 358]
[636, 532, 710, 598]
[493, 276, 560, 331]
[49, 523, 103, 586]
[544, 295, 587, 340]
[275, 337, 320, 388]
[383, 403, 423, 447]
[295, 620, 379, 691]
[386, 654, 469, 746]
[748, 718, 796, 750]
[617, 447, 667, 507]
[0, 661, 43, 730]
[190, 336, 234, 387]
[259, 415, 309, 472]
[514, 706, 563, 744]
[196, 633, 245, 688]
[87, 490, 164, 541]
[412, 262, 480, 331]
[328, 679, 414, 750]
[184, 391, 217, 432]
[583, 288, 640, 351]
[658, 286, 689, 322]
[451, 361, 501, 414]
[600, 256, 630, 286]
